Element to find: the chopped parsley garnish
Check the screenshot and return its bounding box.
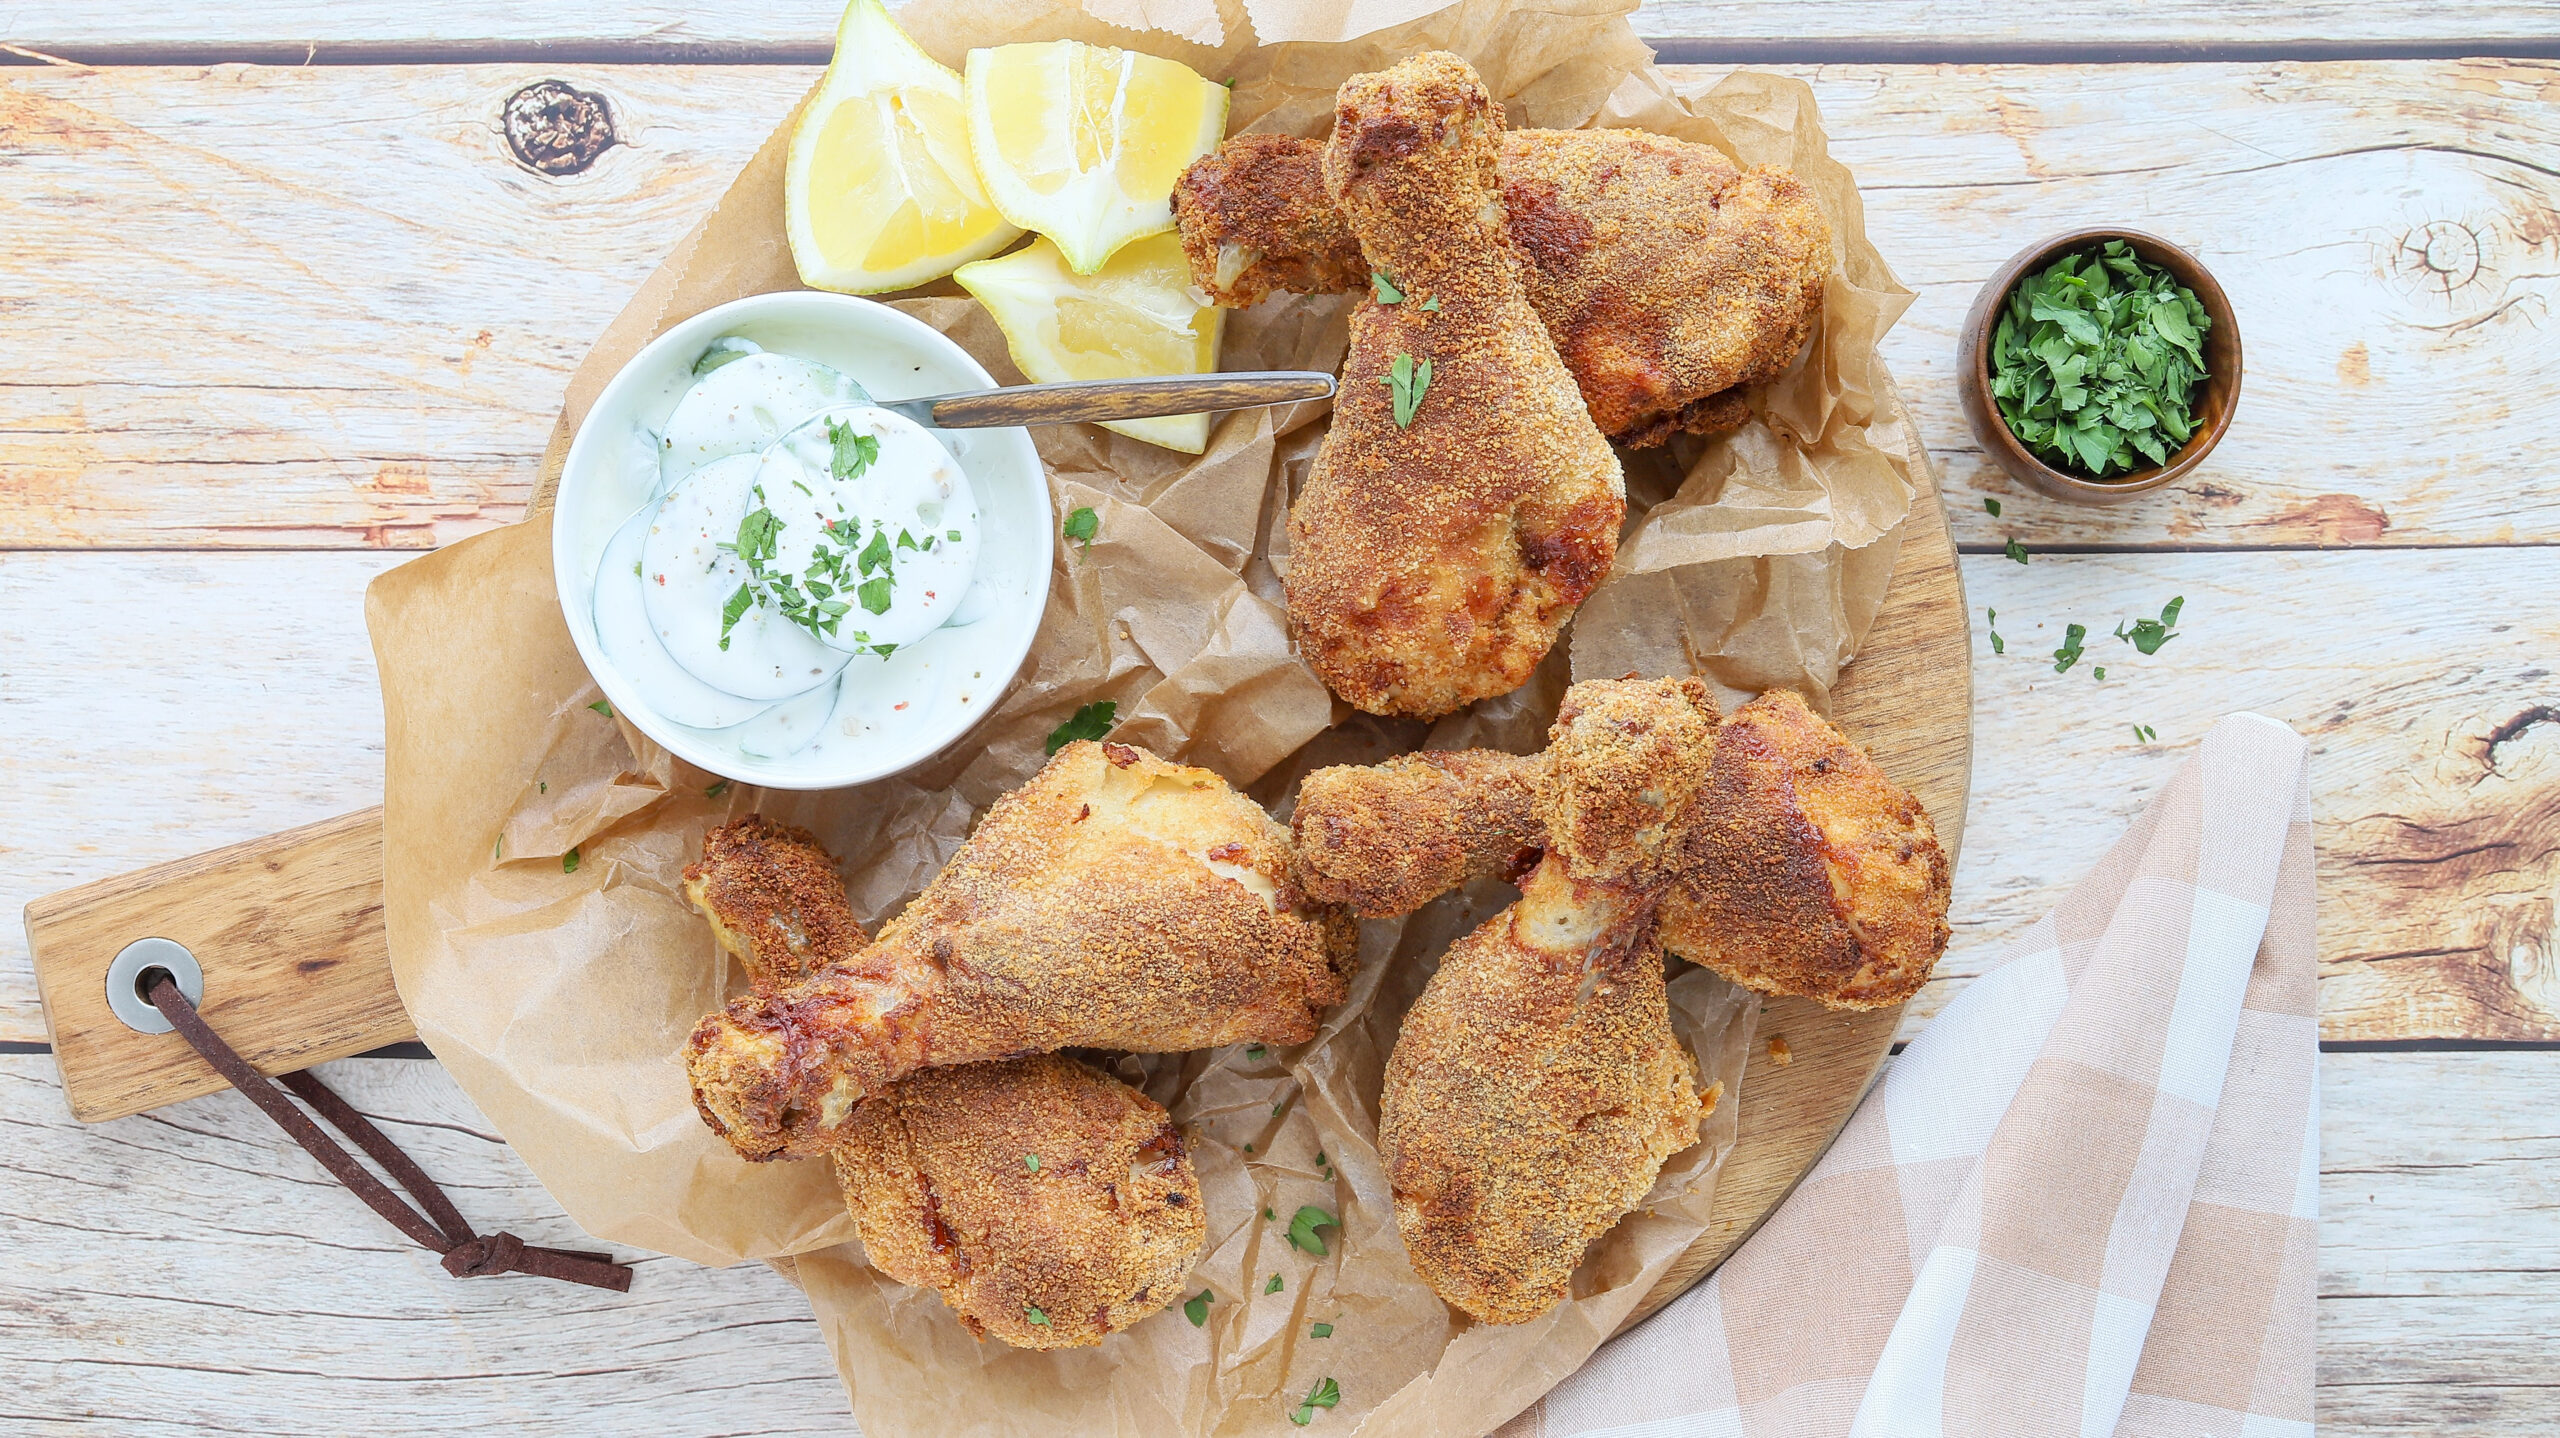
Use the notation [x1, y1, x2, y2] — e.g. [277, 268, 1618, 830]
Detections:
[1987, 607, 2004, 656]
[1063, 505, 1099, 554]
[732, 506, 783, 566]
[947, 529, 963, 541]
[563, 847, 580, 875]
[588, 699, 614, 717]
[1184, 1291, 1212, 1327]
[1045, 699, 1117, 755]
[2004, 537, 2029, 565]
[856, 575, 895, 615]
[1370, 271, 1404, 304]
[1288, 1377, 1341, 1426]
[2115, 595, 2185, 655]
[1023, 1154, 1040, 1173]
[1983, 496, 2003, 517]
[2093, 665, 2107, 680]
[718, 583, 756, 650]
[1286, 1206, 1339, 1257]
[827, 418, 879, 481]
[2052, 622, 2088, 674]
[857, 528, 893, 575]
[705, 781, 729, 799]
[1311, 1322, 1333, 1338]
[1989, 239, 2211, 478]
[1382, 353, 1432, 429]
[1264, 1273, 1283, 1295]
[1245, 1044, 1267, 1060]
[1420, 297, 1441, 312]
[1314, 1151, 1326, 1166]
[1273, 1100, 1287, 1116]
[1264, 1207, 1276, 1220]
[2132, 723, 2158, 742]
[1024, 1306, 1049, 1327]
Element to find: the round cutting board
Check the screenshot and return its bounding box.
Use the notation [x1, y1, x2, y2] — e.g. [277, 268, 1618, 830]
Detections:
[1629, 443, 1974, 1328]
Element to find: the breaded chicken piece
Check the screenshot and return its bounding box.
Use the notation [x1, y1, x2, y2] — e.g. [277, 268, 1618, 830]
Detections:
[834, 1054, 1205, 1349]
[1288, 686, 1950, 1009]
[1290, 749, 1542, 916]
[687, 740, 1356, 1160]
[1381, 679, 1716, 1324]
[684, 820, 1207, 1347]
[1285, 53, 1625, 720]
[1659, 689, 1951, 1010]
[1175, 128, 1830, 446]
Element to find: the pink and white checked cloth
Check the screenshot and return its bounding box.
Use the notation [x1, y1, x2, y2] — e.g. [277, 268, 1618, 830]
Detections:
[1503, 712, 2318, 1438]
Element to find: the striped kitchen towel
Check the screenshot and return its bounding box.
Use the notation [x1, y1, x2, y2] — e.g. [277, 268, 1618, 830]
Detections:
[1503, 711, 2318, 1438]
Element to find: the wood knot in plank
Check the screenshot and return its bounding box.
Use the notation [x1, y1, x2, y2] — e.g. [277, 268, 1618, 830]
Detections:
[503, 81, 616, 176]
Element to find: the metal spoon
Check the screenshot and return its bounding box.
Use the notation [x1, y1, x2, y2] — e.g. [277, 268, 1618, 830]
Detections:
[874, 371, 1336, 430]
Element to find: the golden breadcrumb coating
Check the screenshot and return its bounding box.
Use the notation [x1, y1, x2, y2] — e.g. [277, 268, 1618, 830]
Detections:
[1174, 128, 1830, 446]
[1285, 52, 1625, 719]
[684, 816, 865, 989]
[1659, 689, 1951, 1010]
[1380, 679, 1718, 1324]
[1290, 749, 1542, 916]
[686, 740, 1356, 1160]
[1286, 683, 1950, 1009]
[834, 1054, 1205, 1349]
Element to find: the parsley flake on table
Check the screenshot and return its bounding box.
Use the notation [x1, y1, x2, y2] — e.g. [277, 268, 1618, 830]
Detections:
[1983, 496, 2003, 517]
[2115, 595, 2186, 655]
[1287, 1206, 1340, 1256]
[2052, 623, 2088, 674]
[1370, 271, 1404, 304]
[563, 847, 580, 875]
[1045, 699, 1117, 755]
[1265, 1273, 1283, 1294]
[1024, 1306, 1049, 1326]
[1245, 1044, 1267, 1060]
[588, 699, 614, 717]
[1987, 607, 2004, 656]
[1289, 1377, 1342, 1426]
[1311, 1322, 1333, 1338]
[2093, 665, 2107, 680]
[705, 781, 729, 799]
[1063, 505, 1099, 553]
[2004, 537, 2030, 565]
[1988, 240, 2212, 478]
[1383, 353, 1432, 428]
[1185, 1291, 1213, 1327]
[2133, 723, 2158, 742]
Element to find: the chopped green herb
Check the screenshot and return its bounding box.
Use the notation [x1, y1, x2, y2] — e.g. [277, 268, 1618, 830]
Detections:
[493, 835, 503, 862]
[1024, 1306, 1049, 1327]
[692, 337, 756, 375]
[1245, 1044, 1268, 1060]
[1287, 1206, 1340, 1256]
[1264, 1206, 1276, 1220]
[1370, 271, 1404, 304]
[857, 527, 893, 576]
[1289, 1376, 1342, 1426]
[1983, 496, 2003, 517]
[2114, 595, 2186, 655]
[1314, 1151, 1326, 1165]
[827, 418, 880, 481]
[2004, 538, 2029, 565]
[1063, 505, 1099, 553]
[1420, 297, 1441, 312]
[1185, 1291, 1213, 1326]
[1311, 1322, 1333, 1338]
[948, 529, 964, 541]
[1987, 607, 2005, 656]
[706, 781, 729, 799]
[732, 506, 783, 567]
[588, 699, 614, 717]
[1045, 699, 1117, 755]
[1024, 1154, 1040, 1173]
[857, 576, 895, 615]
[1273, 1100, 1287, 1116]
[1382, 353, 1432, 429]
[1244, 1144, 1255, 1154]
[719, 583, 756, 649]
[2133, 723, 2158, 742]
[1264, 1273, 1283, 1295]
[563, 847, 580, 875]
[2053, 622, 2088, 674]
[633, 560, 643, 577]
[1988, 239, 2212, 479]
[2093, 665, 2107, 680]
[538, 781, 546, 793]
[897, 528, 918, 550]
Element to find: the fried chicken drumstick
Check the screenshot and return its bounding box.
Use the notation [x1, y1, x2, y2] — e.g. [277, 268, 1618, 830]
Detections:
[1175, 129, 1831, 446]
[1380, 678, 1718, 1323]
[686, 817, 1207, 1349]
[686, 741, 1353, 1161]
[1293, 686, 1951, 1010]
[1284, 52, 1625, 720]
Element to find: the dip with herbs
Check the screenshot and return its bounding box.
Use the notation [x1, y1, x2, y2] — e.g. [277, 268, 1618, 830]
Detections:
[1988, 240, 2212, 480]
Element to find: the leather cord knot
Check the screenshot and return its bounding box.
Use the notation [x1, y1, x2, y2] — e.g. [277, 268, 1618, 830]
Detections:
[143, 973, 633, 1294]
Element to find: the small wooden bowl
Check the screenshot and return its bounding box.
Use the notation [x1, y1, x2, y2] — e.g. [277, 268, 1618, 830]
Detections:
[1957, 228, 2242, 505]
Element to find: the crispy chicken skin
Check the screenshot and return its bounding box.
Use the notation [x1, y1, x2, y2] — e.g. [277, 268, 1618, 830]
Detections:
[833, 1054, 1205, 1349]
[686, 740, 1356, 1160]
[1380, 679, 1717, 1324]
[1284, 53, 1626, 720]
[1174, 128, 1831, 446]
[1289, 685, 1950, 1009]
[685, 816, 866, 989]
[1290, 749, 1542, 916]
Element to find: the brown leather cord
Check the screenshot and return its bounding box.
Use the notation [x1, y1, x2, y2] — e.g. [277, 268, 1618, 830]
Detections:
[143, 973, 632, 1292]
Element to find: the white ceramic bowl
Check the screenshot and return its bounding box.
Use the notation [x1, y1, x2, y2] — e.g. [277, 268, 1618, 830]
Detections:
[553, 292, 1050, 790]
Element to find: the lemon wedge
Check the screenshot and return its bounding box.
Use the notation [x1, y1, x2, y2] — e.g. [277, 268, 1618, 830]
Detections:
[955, 231, 1226, 453]
[785, 0, 1021, 294]
[964, 41, 1230, 275]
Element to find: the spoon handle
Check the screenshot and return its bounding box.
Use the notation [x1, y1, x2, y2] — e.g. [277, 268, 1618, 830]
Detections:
[903, 371, 1337, 429]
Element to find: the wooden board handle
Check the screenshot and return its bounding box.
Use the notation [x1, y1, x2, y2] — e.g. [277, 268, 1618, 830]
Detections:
[921, 371, 1335, 428]
[23, 807, 410, 1123]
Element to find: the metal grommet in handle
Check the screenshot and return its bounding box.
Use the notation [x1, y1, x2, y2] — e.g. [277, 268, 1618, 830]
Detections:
[106, 937, 203, 1034]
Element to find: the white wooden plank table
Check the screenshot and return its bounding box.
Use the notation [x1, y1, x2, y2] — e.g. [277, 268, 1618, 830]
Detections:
[3, 2, 2557, 1430]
